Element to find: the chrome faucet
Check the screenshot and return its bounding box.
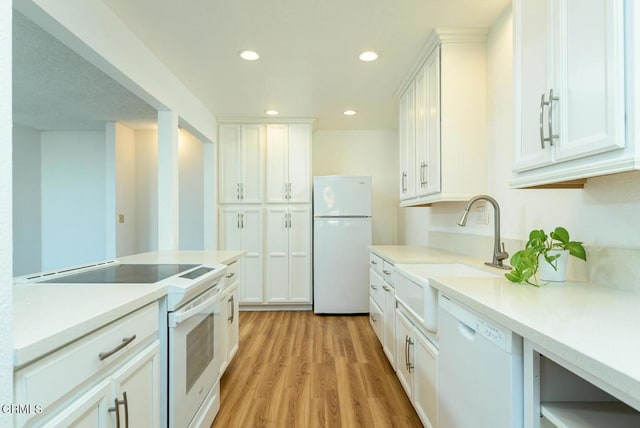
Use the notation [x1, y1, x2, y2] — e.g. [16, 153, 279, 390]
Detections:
[457, 195, 511, 270]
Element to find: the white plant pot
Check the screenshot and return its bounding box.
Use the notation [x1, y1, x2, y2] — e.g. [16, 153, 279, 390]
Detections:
[538, 250, 569, 282]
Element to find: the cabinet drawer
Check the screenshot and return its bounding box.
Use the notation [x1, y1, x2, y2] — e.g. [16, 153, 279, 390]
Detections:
[369, 297, 383, 343]
[369, 269, 385, 308]
[381, 260, 395, 283]
[224, 259, 240, 288]
[14, 301, 159, 417]
[369, 253, 383, 275]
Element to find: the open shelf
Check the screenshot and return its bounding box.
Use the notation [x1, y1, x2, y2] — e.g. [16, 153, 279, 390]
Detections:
[541, 402, 640, 428]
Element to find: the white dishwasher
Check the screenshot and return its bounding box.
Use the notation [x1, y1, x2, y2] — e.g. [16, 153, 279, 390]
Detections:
[438, 294, 524, 428]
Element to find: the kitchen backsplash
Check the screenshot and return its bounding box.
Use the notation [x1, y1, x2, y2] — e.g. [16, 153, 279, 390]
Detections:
[429, 231, 640, 293]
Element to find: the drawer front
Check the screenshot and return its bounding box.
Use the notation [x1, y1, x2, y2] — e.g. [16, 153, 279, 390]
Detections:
[14, 301, 159, 417]
[224, 259, 240, 288]
[369, 296, 383, 343]
[369, 253, 383, 275]
[369, 268, 385, 308]
[381, 260, 395, 284]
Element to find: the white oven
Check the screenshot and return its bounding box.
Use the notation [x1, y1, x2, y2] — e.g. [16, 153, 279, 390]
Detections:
[167, 271, 224, 428]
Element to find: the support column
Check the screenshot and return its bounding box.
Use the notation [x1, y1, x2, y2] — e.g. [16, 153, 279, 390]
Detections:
[157, 110, 180, 250]
[203, 141, 217, 250]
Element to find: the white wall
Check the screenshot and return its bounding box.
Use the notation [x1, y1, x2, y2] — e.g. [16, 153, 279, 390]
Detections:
[312, 130, 398, 245]
[40, 130, 107, 270]
[135, 130, 158, 253]
[403, 7, 640, 268]
[12, 125, 41, 275]
[0, 0, 13, 414]
[179, 129, 204, 250]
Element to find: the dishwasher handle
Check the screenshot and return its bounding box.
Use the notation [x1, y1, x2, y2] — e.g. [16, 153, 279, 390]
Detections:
[458, 321, 476, 341]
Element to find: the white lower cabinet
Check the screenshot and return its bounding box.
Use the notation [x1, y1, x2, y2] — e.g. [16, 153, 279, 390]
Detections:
[220, 263, 240, 375]
[219, 206, 263, 303]
[14, 302, 161, 427]
[369, 296, 384, 342]
[396, 307, 438, 428]
[265, 205, 311, 303]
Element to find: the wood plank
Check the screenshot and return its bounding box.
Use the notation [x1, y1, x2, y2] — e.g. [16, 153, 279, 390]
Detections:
[212, 311, 423, 427]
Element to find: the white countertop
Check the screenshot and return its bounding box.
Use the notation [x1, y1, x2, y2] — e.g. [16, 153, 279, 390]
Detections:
[13, 250, 244, 368]
[369, 245, 482, 265]
[379, 244, 640, 410]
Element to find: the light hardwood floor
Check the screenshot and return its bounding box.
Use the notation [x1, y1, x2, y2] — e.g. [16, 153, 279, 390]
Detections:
[211, 311, 423, 428]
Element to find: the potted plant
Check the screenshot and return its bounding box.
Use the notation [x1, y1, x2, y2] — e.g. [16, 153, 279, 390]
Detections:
[505, 227, 587, 286]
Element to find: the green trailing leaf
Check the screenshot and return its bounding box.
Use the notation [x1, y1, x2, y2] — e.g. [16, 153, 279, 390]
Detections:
[505, 226, 587, 286]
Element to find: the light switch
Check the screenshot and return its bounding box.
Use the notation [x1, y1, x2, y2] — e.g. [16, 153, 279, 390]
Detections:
[118, 214, 125, 224]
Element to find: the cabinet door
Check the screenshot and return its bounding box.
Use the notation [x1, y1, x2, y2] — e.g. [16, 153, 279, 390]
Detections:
[265, 207, 289, 302]
[218, 125, 241, 203]
[239, 124, 264, 203]
[265, 124, 289, 203]
[382, 283, 396, 369]
[219, 207, 242, 251]
[110, 341, 161, 428]
[219, 286, 231, 374]
[41, 380, 111, 428]
[227, 281, 240, 361]
[513, 0, 554, 171]
[424, 47, 441, 195]
[395, 309, 414, 399]
[288, 206, 311, 302]
[414, 329, 438, 428]
[399, 82, 416, 200]
[554, 0, 625, 162]
[288, 124, 311, 203]
[240, 207, 264, 303]
[415, 63, 429, 196]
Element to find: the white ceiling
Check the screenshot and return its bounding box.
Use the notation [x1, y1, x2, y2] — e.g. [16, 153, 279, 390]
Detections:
[14, 0, 511, 132]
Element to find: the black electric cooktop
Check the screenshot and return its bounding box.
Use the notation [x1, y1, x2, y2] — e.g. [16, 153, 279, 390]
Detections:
[42, 264, 200, 284]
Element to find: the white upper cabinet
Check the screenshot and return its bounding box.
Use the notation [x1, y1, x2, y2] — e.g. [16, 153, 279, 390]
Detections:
[398, 29, 488, 206]
[399, 81, 417, 202]
[512, 0, 629, 187]
[266, 123, 312, 204]
[219, 124, 264, 203]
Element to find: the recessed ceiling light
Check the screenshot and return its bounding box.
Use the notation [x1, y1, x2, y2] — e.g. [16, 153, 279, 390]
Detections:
[359, 51, 379, 62]
[344, 110, 357, 116]
[239, 50, 260, 61]
[265, 110, 279, 115]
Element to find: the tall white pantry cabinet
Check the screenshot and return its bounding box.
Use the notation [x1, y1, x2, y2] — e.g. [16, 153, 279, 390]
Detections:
[218, 121, 313, 308]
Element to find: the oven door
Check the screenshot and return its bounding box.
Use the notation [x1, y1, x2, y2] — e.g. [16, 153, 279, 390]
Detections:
[168, 285, 221, 428]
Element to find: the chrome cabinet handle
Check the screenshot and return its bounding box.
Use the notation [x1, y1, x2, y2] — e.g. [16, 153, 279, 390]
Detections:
[99, 335, 136, 361]
[539, 93, 548, 149]
[226, 272, 236, 279]
[228, 295, 234, 323]
[547, 89, 559, 146]
[382, 285, 391, 292]
[407, 337, 414, 372]
[370, 260, 377, 265]
[241, 213, 245, 229]
[108, 392, 129, 428]
[383, 270, 391, 276]
[237, 213, 240, 229]
[404, 335, 410, 371]
[370, 284, 377, 290]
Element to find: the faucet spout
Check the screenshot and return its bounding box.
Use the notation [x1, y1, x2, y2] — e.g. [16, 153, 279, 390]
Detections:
[457, 195, 511, 270]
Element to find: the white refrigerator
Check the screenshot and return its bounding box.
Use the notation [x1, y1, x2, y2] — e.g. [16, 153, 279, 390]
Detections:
[313, 175, 372, 314]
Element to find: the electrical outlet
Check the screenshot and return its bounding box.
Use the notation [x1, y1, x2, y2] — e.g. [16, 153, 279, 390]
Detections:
[476, 204, 489, 225]
[118, 214, 125, 224]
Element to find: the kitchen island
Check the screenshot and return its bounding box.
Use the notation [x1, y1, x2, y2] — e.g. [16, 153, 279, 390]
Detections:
[12, 250, 243, 428]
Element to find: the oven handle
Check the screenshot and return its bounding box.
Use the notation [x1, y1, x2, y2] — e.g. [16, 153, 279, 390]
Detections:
[169, 288, 221, 327]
